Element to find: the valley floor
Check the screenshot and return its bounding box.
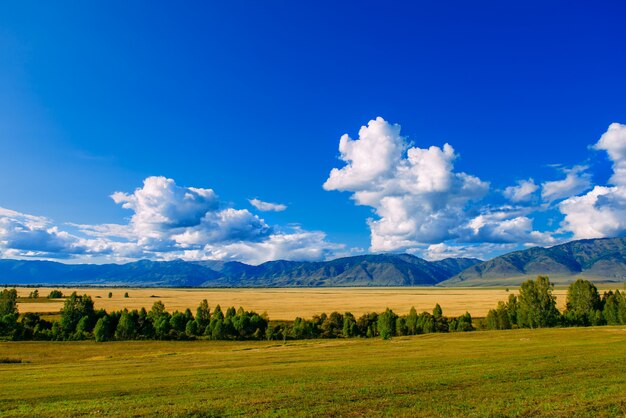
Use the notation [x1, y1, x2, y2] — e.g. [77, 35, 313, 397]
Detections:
[1, 327, 626, 417]
[15, 285, 623, 319]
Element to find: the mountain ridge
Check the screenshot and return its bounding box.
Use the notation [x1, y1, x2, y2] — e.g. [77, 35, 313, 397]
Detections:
[0, 254, 481, 287]
[441, 236, 626, 286]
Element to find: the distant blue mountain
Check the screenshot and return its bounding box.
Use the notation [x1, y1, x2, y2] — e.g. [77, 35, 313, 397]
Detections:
[0, 254, 481, 287]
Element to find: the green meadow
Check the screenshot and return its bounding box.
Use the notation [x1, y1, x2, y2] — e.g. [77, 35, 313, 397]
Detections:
[1, 327, 626, 417]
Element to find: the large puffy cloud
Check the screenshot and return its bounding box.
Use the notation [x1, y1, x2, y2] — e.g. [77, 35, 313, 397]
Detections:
[324, 117, 491, 252]
[110, 176, 270, 250]
[111, 176, 220, 235]
[559, 123, 626, 239]
[541, 165, 592, 203]
[324, 117, 406, 191]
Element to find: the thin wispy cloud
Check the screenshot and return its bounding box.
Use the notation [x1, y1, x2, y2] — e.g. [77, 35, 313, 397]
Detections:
[249, 198, 287, 212]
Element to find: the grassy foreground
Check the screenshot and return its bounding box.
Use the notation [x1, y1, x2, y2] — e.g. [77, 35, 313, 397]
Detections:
[1, 327, 626, 417]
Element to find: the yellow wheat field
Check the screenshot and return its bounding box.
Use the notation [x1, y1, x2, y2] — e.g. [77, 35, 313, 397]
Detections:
[12, 284, 622, 320]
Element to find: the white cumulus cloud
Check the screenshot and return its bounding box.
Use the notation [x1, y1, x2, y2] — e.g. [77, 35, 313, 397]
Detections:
[324, 117, 490, 252]
[559, 123, 626, 239]
[560, 186, 626, 239]
[594, 122, 626, 186]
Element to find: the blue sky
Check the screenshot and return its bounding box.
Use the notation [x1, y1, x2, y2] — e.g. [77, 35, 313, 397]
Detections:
[1, 1, 626, 264]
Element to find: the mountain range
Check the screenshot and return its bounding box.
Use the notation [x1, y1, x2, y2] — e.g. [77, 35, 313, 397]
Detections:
[441, 236, 626, 286]
[0, 254, 480, 287]
[1, 236, 626, 287]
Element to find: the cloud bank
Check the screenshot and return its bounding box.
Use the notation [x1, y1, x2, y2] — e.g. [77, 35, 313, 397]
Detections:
[0, 177, 341, 264]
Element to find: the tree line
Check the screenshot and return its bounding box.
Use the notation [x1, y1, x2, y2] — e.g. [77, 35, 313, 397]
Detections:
[0, 289, 472, 341]
[2, 276, 625, 342]
[484, 276, 626, 329]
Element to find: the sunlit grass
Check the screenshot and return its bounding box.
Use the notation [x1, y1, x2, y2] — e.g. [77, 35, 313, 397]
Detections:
[1, 327, 625, 416]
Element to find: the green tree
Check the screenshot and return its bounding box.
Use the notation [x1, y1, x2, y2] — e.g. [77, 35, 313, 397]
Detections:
[417, 312, 435, 334]
[154, 314, 171, 339]
[138, 307, 155, 339]
[321, 312, 343, 338]
[0, 288, 18, 317]
[454, 312, 473, 332]
[506, 294, 519, 327]
[170, 311, 187, 333]
[149, 301, 167, 319]
[48, 290, 63, 299]
[185, 320, 198, 337]
[195, 299, 211, 329]
[357, 312, 378, 337]
[94, 316, 113, 342]
[211, 319, 225, 340]
[395, 316, 407, 336]
[433, 304, 448, 332]
[75, 316, 93, 338]
[115, 310, 138, 340]
[486, 302, 511, 330]
[377, 308, 397, 340]
[564, 279, 602, 326]
[211, 305, 224, 321]
[405, 307, 419, 335]
[342, 312, 358, 338]
[603, 291, 620, 324]
[433, 303, 443, 319]
[108, 292, 113, 298]
[225, 306, 236, 319]
[517, 276, 560, 328]
[60, 293, 95, 337]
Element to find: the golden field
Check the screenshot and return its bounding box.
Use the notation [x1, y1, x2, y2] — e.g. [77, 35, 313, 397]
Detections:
[13, 284, 623, 319]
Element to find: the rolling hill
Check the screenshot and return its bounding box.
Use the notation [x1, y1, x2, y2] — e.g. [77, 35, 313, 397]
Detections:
[441, 236, 626, 286]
